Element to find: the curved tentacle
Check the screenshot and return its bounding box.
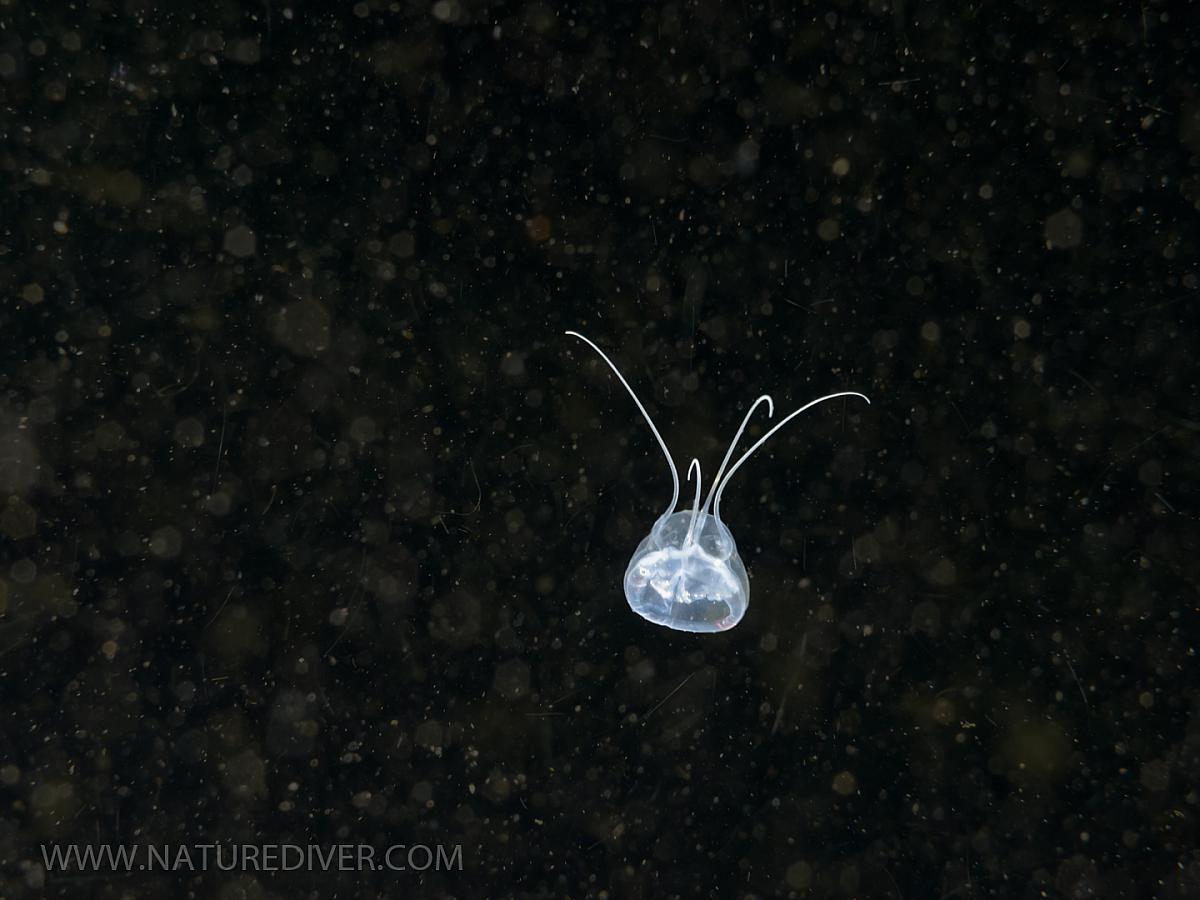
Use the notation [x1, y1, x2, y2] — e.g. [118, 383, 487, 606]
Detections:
[682, 457, 703, 548]
[566, 331, 680, 520]
[699, 394, 774, 517]
[712, 391, 871, 522]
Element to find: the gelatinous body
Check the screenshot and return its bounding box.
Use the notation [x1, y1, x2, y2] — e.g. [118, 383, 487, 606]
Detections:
[565, 330, 869, 633]
[624, 511, 748, 633]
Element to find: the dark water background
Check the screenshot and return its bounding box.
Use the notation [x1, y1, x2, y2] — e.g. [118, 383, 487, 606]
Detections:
[1, 2, 1197, 897]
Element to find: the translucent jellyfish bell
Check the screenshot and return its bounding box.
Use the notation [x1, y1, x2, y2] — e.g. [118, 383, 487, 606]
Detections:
[623, 461, 750, 632]
[565, 331, 870, 633]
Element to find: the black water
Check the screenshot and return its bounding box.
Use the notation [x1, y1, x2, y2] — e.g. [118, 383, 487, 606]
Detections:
[1, 3, 1197, 898]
